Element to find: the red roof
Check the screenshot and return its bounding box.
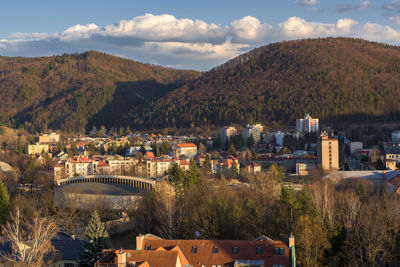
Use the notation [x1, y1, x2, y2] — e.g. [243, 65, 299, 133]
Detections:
[179, 160, 190, 165]
[176, 143, 197, 148]
[145, 152, 155, 159]
[139, 236, 290, 267]
[70, 155, 93, 163]
[97, 161, 109, 167]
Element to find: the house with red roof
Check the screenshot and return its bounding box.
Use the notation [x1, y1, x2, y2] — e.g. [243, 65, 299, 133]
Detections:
[172, 143, 197, 159]
[96, 233, 295, 267]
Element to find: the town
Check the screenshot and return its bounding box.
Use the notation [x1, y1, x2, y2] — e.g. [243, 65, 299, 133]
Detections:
[0, 113, 399, 266]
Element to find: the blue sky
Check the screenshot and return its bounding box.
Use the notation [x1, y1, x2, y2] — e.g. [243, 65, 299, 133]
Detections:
[1, 0, 399, 70]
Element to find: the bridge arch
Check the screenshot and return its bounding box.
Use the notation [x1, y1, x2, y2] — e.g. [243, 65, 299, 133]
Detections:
[56, 175, 156, 191]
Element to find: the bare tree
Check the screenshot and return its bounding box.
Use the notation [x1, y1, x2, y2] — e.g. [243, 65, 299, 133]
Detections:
[311, 180, 336, 227]
[0, 208, 57, 267]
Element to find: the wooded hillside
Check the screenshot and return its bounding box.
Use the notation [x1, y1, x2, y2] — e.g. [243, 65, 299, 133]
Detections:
[133, 38, 400, 129]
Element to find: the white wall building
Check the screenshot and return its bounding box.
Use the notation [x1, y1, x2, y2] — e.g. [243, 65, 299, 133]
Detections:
[275, 131, 285, 146]
[392, 131, 400, 142]
[221, 126, 237, 146]
[296, 114, 319, 133]
[242, 124, 263, 144]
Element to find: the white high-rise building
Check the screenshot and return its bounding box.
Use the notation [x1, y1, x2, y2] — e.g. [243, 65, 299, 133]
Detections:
[392, 130, 400, 142]
[221, 126, 237, 146]
[296, 114, 319, 133]
[242, 124, 263, 144]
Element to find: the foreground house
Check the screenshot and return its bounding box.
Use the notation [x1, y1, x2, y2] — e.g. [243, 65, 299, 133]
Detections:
[95, 233, 295, 267]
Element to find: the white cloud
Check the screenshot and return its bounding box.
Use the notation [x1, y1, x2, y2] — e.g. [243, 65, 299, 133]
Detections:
[295, 0, 318, 6]
[0, 14, 400, 70]
[389, 16, 400, 24]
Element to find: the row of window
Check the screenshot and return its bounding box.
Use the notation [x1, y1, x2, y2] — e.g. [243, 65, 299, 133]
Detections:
[190, 246, 283, 255]
[146, 244, 284, 256]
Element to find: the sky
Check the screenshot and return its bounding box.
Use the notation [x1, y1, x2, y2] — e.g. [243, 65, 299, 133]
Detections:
[1, 0, 400, 70]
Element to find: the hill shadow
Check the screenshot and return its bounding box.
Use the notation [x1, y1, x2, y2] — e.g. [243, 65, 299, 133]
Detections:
[86, 79, 184, 131]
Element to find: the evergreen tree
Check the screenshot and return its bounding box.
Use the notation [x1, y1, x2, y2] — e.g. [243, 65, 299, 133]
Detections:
[169, 163, 186, 190]
[187, 158, 200, 186]
[0, 180, 10, 225]
[246, 136, 255, 148]
[281, 185, 300, 223]
[228, 143, 236, 156]
[202, 154, 212, 175]
[78, 210, 110, 267]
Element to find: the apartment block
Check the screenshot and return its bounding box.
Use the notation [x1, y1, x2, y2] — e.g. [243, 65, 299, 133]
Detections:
[317, 133, 339, 171]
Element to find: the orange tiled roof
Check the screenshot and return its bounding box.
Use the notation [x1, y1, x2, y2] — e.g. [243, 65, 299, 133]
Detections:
[97, 161, 109, 167]
[98, 248, 188, 267]
[140, 237, 290, 267]
[176, 143, 197, 148]
[145, 152, 155, 158]
[70, 156, 93, 163]
[179, 160, 190, 165]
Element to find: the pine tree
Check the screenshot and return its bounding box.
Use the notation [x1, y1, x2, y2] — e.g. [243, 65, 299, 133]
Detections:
[78, 210, 110, 267]
[187, 158, 200, 186]
[0, 180, 10, 225]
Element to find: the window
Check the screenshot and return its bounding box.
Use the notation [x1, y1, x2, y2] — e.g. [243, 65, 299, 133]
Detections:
[256, 246, 263, 255]
[273, 247, 280, 255]
[64, 264, 75, 267]
[145, 245, 151, 250]
[192, 246, 198, 254]
[280, 248, 285, 255]
[213, 246, 219, 254]
[232, 246, 239, 254]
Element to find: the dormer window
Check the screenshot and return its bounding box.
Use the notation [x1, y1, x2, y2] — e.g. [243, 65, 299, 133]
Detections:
[213, 246, 219, 254]
[232, 246, 239, 254]
[192, 246, 198, 254]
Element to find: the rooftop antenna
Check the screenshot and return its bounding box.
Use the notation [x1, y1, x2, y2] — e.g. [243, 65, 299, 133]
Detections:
[195, 231, 200, 239]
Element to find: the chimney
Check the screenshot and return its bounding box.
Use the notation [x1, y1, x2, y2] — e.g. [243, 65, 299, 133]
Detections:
[289, 233, 295, 248]
[136, 234, 144, 250]
[116, 248, 126, 267]
[289, 233, 296, 267]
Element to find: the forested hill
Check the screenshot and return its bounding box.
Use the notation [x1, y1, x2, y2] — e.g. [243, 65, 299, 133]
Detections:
[0, 51, 200, 133]
[132, 38, 400, 129]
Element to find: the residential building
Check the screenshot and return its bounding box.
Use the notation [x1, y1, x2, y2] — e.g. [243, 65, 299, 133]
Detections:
[221, 126, 237, 146]
[97, 233, 294, 267]
[28, 143, 49, 155]
[296, 114, 319, 133]
[296, 163, 308, 176]
[386, 159, 397, 170]
[242, 124, 263, 144]
[95, 247, 189, 267]
[146, 158, 190, 177]
[350, 142, 363, 154]
[172, 143, 197, 159]
[317, 133, 339, 171]
[392, 130, 400, 142]
[275, 131, 285, 146]
[39, 133, 60, 144]
[386, 152, 400, 163]
[244, 162, 261, 174]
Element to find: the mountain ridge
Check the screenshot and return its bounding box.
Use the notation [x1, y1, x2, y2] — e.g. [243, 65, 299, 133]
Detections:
[1, 38, 400, 133]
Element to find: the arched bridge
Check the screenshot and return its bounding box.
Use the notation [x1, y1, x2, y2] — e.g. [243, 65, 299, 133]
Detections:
[56, 175, 157, 190]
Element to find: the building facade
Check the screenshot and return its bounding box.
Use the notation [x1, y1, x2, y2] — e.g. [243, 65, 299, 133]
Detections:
[96, 233, 295, 267]
[242, 124, 264, 144]
[172, 143, 197, 159]
[296, 114, 319, 133]
[317, 133, 339, 171]
[221, 126, 237, 146]
[27, 143, 49, 155]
